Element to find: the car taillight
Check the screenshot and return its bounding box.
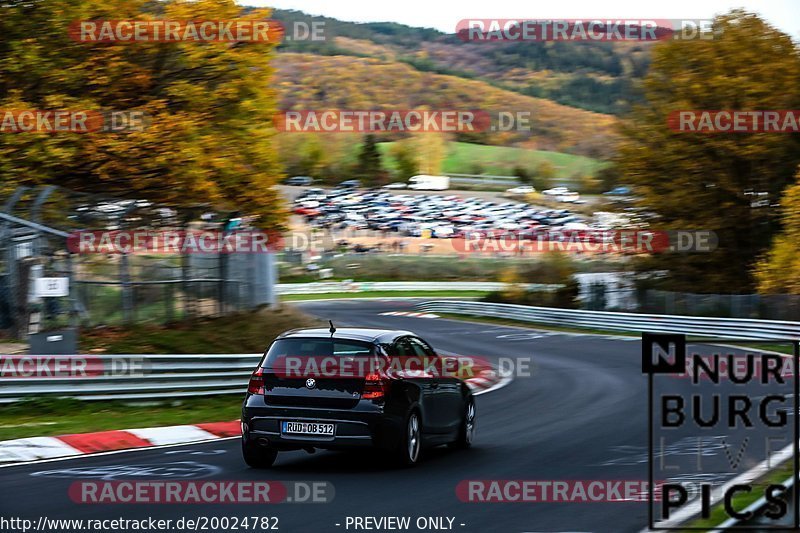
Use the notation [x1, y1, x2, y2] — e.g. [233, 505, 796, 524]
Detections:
[247, 368, 265, 394]
[363, 372, 387, 400]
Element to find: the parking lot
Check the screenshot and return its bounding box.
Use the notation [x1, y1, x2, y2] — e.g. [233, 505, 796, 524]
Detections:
[294, 188, 584, 235]
[296, 185, 636, 230]
[285, 187, 649, 256]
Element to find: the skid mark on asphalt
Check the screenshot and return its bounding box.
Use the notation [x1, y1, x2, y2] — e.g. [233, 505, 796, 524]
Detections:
[494, 331, 637, 342]
[424, 322, 639, 342]
[164, 449, 226, 456]
[29, 461, 221, 480]
[495, 332, 556, 341]
[598, 436, 729, 467]
[378, 311, 440, 318]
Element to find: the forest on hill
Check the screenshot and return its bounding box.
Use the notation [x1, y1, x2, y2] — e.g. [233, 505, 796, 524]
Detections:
[271, 9, 651, 116]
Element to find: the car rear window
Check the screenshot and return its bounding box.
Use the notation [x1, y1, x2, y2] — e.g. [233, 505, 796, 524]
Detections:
[261, 338, 373, 368]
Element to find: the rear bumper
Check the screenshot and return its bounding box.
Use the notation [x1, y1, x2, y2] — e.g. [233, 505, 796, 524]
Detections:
[241, 396, 404, 451]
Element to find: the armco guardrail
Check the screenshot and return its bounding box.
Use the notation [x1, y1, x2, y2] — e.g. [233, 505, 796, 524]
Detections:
[0, 354, 261, 403]
[276, 281, 560, 295]
[415, 300, 800, 340]
[0, 352, 501, 403]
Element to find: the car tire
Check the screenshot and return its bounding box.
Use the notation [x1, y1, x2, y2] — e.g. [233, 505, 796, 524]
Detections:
[242, 439, 278, 469]
[394, 410, 422, 467]
[449, 397, 476, 449]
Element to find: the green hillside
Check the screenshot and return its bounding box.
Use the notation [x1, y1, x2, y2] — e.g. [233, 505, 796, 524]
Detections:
[378, 141, 606, 180]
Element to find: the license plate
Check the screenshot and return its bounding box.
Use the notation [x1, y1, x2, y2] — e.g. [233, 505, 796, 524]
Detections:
[282, 421, 335, 436]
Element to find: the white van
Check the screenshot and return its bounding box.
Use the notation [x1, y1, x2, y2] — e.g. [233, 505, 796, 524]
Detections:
[408, 175, 450, 191]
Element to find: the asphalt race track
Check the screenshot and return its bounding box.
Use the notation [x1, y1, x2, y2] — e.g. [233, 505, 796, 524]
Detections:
[1, 299, 791, 533]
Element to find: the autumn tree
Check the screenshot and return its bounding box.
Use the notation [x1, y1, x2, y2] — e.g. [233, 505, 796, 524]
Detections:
[617, 10, 800, 292]
[352, 134, 383, 184]
[277, 133, 362, 183]
[0, 0, 285, 227]
[754, 168, 800, 294]
[278, 135, 323, 178]
[533, 161, 556, 189]
[596, 165, 621, 192]
[389, 139, 419, 181]
[513, 165, 531, 185]
[413, 132, 447, 175]
[579, 173, 603, 194]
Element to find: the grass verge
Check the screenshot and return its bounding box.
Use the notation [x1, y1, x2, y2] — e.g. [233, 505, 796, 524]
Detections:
[0, 396, 241, 441]
[683, 460, 794, 530]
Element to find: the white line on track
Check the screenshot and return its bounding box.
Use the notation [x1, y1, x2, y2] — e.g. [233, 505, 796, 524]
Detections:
[0, 437, 239, 469]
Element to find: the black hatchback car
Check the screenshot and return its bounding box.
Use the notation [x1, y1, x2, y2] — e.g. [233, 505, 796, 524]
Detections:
[241, 328, 476, 467]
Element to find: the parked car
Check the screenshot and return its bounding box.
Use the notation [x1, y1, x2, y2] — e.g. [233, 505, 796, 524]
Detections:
[433, 225, 455, 238]
[543, 187, 581, 203]
[603, 186, 632, 196]
[340, 179, 361, 188]
[284, 176, 314, 186]
[505, 185, 535, 196]
[408, 175, 449, 191]
[382, 182, 408, 190]
[542, 187, 570, 196]
[241, 328, 476, 467]
[558, 193, 581, 203]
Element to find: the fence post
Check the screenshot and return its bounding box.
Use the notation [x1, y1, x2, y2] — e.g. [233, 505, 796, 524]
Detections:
[218, 250, 226, 316]
[120, 253, 132, 323]
[12, 257, 31, 339]
[165, 282, 173, 322]
[246, 253, 255, 309]
[65, 253, 79, 328]
[181, 252, 193, 318]
[268, 252, 277, 307]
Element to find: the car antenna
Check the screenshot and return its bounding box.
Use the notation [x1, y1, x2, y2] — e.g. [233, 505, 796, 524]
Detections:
[329, 320, 336, 337]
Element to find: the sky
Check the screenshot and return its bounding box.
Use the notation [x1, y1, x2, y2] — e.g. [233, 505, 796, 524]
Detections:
[240, 0, 800, 38]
